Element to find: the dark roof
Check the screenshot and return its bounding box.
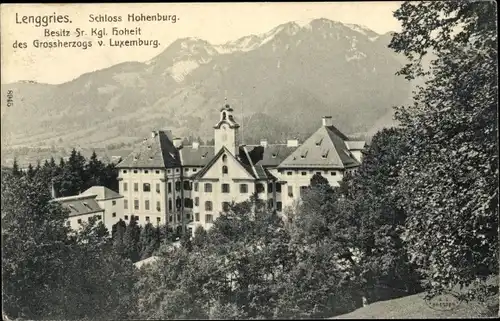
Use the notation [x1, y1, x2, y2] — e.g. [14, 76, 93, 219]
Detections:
[180, 146, 215, 167]
[117, 131, 180, 168]
[243, 144, 297, 167]
[278, 126, 361, 169]
[80, 186, 122, 200]
[52, 194, 103, 217]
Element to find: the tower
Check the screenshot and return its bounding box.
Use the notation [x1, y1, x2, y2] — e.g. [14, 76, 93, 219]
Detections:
[214, 98, 240, 156]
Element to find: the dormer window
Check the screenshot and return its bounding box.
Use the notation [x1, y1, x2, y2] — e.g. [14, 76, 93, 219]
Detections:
[315, 138, 323, 146]
[82, 202, 92, 211]
[321, 150, 329, 159]
[272, 153, 277, 158]
[300, 150, 308, 159]
[147, 145, 151, 149]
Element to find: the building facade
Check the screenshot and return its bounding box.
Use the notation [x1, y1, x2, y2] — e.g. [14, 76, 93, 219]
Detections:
[116, 102, 365, 237]
[52, 186, 124, 233]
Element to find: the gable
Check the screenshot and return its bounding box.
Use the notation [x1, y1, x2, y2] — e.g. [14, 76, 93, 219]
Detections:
[278, 126, 360, 169]
[195, 147, 255, 180]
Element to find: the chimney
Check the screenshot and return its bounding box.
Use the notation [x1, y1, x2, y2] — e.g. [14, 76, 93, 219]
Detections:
[260, 139, 268, 148]
[173, 138, 183, 149]
[287, 139, 299, 147]
[151, 131, 157, 138]
[192, 141, 200, 149]
[322, 116, 333, 127]
[50, 179, 57, 199]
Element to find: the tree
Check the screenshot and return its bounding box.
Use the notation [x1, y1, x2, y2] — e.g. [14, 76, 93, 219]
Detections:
[389, 1, 498, 300]
[1, 172, 70, 319]
[85, 150, 106, 190]
[123, 217, 141, 262]
[342, 128, 422, 304]
[310, 172, 330, 188]
[11, 158, 21, 177]
[139, 222, 160, 260]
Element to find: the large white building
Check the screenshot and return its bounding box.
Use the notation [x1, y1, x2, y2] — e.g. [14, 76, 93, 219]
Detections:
[116, 102, 365, 236]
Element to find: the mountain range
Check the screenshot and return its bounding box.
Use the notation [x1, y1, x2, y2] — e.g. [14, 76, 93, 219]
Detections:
[1, 18, 413, 153]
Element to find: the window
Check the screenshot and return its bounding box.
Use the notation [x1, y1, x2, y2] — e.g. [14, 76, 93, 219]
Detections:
[134, 199, 139, 210]
[268, 183, 273, 193]
[167, 169, 171, 174]
[143, 183, 151, 192]
[145, 200, 150, 210]
[156, 183, 160, 193]
[184, 198, 193, 208]
[205, 201, 213, 211]
[194, 182, 199, 191]
[287, 171, 292, 176]
[240, 184, 248, 193]
[156, 170, 160, 174]
[277, 202, 282, 211]
[77, 219, 82, 224]
[193, 168, 197, 172]
[168, 199, 172, 211]
[112, 212, 116, 217]
[145, 170, 149, 174]
[123, 170, 128, 174]
[195, 213, 200, 222]
[222, 202, 230, 212]
[288, 186, 293, 197]
[222, 183, 230, 193]
[222, 165, 228, 175]
[112, 200, 116, 206]
[156, 201, 161, 211]
[276, 183, 282, 193]
[195, 197, 199, 206]
[177, 214, 181, 221]
[133, 170, 138, 174]
[184, 168, 189, 172]
[83, 202, 92, 211]
[267, 199, 274, 209]
[123, 182, 128, 192]
[175, 181, 181, 191]
[176, 198, 182, 209]
[222, 154, 228, 163]
[146, 216, 150, 222]
[66, 221, 70, 227]
[157, 217, 161, 223]
[124, 199, 128, 209]
[183, 181, 191, 190]
[205, 183, 212, 193]
[331, 171, 337, 176]
[168, 182, 172, 193]
[186, 213, 191, 220]
[124, 215, 129, 220]
[175, 168, 180, 173]
[301, 171, 307, 176]
[135, 216, 140, 221]
[134, 183, 138, 192]
[169, 215, 173, 222]
[205, 214, 213, 224]
[256, 183, 265, 193]
[96, 215, 102, 220]
[300, 186, 308, 197]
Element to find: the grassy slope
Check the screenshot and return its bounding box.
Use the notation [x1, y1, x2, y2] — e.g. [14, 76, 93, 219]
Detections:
[332, 292, 498, 319]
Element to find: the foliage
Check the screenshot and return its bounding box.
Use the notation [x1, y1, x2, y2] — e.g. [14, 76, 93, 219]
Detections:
[342, 128, 422, 303]
[1, 172, 138, 320]
[19, 148, 119, 198]
[389, 0, 498, 299]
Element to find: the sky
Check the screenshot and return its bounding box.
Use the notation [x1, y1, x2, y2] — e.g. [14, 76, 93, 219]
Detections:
[1, 2, 403, 84]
